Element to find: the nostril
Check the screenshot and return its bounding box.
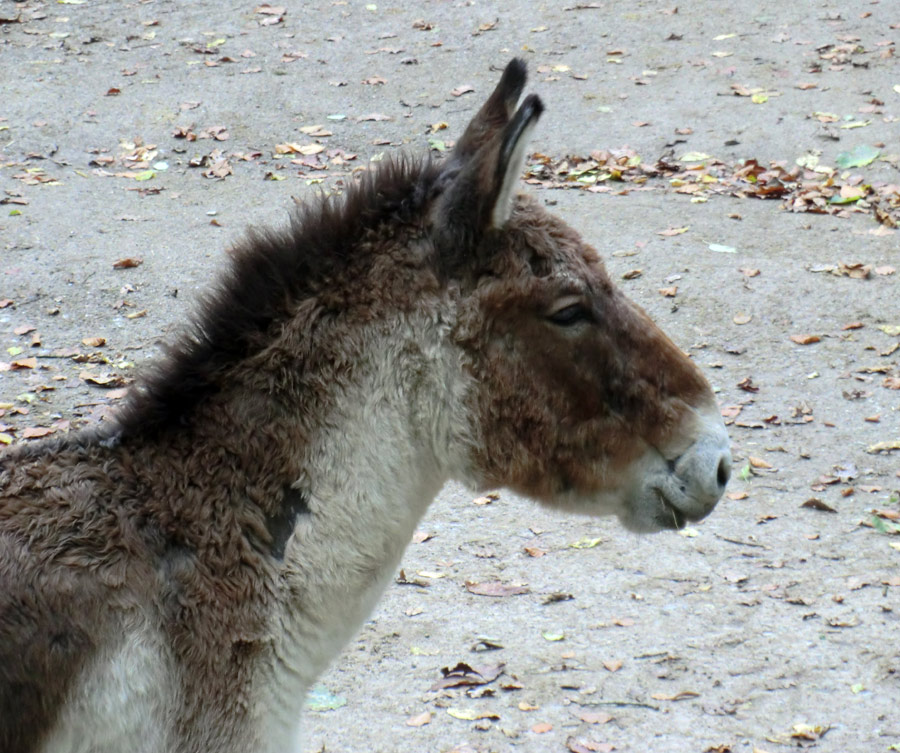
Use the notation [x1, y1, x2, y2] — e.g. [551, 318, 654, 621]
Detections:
[716, 455, 731, 489]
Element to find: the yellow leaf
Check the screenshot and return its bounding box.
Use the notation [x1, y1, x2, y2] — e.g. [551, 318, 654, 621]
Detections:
[447, 707, 498, 721]
[569, 536, 603, 549]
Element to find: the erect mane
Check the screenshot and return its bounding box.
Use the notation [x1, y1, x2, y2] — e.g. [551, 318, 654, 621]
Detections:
[114, 155, 443, 438]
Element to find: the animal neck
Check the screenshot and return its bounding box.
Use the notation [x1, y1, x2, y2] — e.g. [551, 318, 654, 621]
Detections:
[229, 315, 468, 748]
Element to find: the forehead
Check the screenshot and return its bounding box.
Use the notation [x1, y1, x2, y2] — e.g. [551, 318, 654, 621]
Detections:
[498, 195, 605, 279]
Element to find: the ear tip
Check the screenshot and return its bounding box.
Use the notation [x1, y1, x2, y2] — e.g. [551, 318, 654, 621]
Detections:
[515, 94, 544, 127]
[504, 57, 528, 84]
[522, 94, 545, 119]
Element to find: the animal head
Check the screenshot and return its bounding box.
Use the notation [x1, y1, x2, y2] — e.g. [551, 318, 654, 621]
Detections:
[427, 59, 731, 531]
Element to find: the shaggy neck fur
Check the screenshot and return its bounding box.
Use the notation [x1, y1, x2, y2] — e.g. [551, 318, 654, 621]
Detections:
[248, 314, 471, 751]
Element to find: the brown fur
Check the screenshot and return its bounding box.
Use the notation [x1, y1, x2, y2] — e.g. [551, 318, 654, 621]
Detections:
[0, 60, 727, 753]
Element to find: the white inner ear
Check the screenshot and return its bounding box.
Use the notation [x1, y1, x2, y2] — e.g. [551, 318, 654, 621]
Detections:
[490, 119, 537, 230]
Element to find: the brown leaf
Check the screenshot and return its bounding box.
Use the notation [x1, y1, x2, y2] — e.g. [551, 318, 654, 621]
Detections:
[523, 545, 547, 557]
[602, 659, 623, 672]
[882, 377, 900, 390]
[790, 334, 820, 345]
[801, 498, 837, 513]
[836, 261, 872, 279]
[11, 357, 37, 370]
[22, 426, 54, 439]
[658, 286, 678, 297]
[430, 662, 504, 691]
[79, 371, 128, 388]
[532, 722, 553, 734]
[13, 324, 36, 336]
[737, 377, 759, 393]
[81, 337, 107, 348]
[465, 581, 529, 597]
[112, 257, 143, 269]
[621, 269, 643, 280]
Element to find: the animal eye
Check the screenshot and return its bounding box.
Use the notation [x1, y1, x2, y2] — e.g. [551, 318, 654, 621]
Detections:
[547, 303, 591, 326]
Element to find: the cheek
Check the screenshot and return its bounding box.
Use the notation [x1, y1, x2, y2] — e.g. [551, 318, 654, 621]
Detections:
[467, 334, 645, 497]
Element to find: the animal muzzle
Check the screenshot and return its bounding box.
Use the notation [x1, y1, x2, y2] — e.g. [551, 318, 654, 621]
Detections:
[651, 422, 732, 529]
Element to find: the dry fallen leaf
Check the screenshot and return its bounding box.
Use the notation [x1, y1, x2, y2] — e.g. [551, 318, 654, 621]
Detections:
[22, 426, 55, 439]
[866, 440, 900, 454]
[446, 707, 499, 721]
[576, 710, 613, 725]
[465, 581, 529, 597]
[405, 711, 431, 727]
[112, 257, 143, 269]
[651, 690, 700, 701]
[790, 334, 820, 345]
[801, 498, 838, 513]
[567, 738, 615, 753]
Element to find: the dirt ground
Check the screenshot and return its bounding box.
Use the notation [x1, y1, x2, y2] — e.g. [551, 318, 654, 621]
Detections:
[1, 1, 899, 752]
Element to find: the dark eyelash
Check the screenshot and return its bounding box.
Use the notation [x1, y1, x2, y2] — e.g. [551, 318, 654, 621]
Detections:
[548, 304, 591, 326]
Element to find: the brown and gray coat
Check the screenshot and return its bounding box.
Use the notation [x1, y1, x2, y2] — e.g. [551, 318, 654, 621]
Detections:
[0, 60, 731, 753]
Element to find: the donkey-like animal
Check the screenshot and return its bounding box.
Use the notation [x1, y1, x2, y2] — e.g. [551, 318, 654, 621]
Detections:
[0, 60, 730, 753]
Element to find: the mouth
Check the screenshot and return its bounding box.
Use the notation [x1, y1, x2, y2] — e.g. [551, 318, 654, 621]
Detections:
[655, 489, 686, 530]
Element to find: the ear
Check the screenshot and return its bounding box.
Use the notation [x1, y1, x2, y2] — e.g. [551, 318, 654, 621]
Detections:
[453, 58, 528, 161]
[490, 94, 543, 229]
[433, 62, 543, 253]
